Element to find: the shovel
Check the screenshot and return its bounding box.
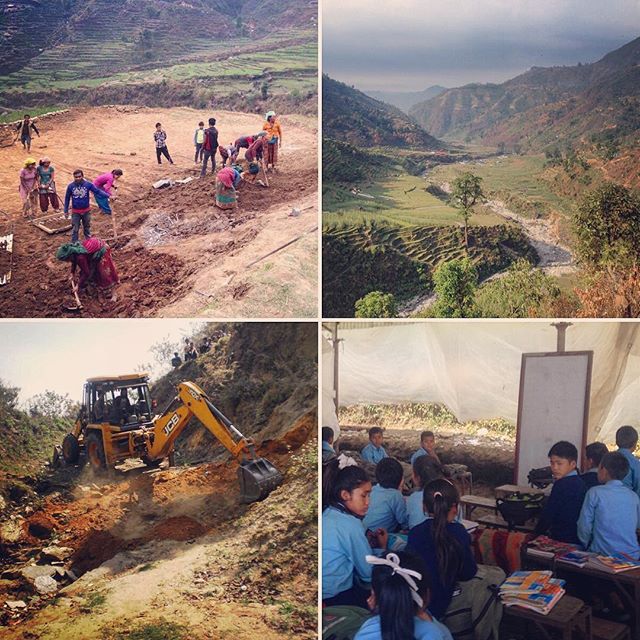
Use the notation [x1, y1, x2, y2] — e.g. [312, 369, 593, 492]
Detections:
[238, 456, 283, 503]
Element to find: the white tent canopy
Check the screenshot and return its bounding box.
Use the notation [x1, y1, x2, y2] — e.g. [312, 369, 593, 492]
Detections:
[322, 321, 640, 443]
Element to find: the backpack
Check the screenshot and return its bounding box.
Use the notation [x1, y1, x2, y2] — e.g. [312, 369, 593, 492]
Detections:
[203, 127, 217, 151]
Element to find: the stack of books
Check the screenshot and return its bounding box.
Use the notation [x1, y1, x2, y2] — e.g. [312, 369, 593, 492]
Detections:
[499, 570, 565, 615]
[555, 549, 640, 572]
[526, 535, 578, 560]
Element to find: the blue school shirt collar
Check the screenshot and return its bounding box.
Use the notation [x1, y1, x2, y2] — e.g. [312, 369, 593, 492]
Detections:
[606, 479, 624, 486]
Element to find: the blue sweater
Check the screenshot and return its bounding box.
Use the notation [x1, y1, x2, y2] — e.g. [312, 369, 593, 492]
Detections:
[534, 471, 586, 544]
[578, 479, 640, 559]
[64, 180, 109, 214]
[322, 506, 373, 599]
[355, 615, 453, 640]
[361, 443, 388, 464]
[407, 519, 477, 618]
[618, 447, 640, 496]
[362, 484, 408, 532]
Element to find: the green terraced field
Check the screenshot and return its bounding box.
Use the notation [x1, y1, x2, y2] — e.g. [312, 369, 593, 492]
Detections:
[0, 41, 317, 95]
[428, 155, 575, 219]
[323, 174, 506, 227]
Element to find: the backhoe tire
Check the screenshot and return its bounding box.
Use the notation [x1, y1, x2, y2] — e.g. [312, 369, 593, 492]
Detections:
[85, 431, 107, 473]
[62, 433, 80, 465]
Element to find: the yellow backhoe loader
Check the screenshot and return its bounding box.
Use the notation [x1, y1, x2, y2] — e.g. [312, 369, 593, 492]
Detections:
[53, 374, 282, 502]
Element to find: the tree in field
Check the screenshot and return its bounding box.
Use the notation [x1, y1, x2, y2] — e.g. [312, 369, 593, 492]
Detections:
[573, 183, 640, 268]
[431, 258, 478, 318]
[450, 172, 484, 249]
[27, 390, 77, 420]
[474, 259, 564, 318]
[354, 291, 398, 318]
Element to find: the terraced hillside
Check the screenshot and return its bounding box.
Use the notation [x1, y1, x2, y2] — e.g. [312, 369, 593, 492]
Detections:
[323, 222, 536, 317]
[0, 0, 317, 114]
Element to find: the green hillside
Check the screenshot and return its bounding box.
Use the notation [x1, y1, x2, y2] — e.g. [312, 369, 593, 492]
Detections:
[323, 75, 442, 149]
[323, 222, 536, 317]
[410, 37, 640, 156]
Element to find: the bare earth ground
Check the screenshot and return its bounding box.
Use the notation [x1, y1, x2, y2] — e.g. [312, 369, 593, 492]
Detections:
[0, 415, 317, 639]
[0, 106, 318, 318]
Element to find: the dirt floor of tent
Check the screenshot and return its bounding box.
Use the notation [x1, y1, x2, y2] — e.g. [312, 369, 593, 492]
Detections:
[0, 106, 318, 318]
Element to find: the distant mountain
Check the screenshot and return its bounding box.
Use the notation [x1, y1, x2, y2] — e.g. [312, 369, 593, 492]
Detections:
[365, 86, 447, 113]
[0, 0, 316, 77]
[323, 75, 442, 150]
[410, 37, 640, 151]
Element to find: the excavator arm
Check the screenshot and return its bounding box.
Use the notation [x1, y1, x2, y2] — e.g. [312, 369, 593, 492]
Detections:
[148, 381, 282, 502]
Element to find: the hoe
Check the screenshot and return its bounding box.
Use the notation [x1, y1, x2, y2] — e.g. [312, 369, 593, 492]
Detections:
[53, 374, 282, 502]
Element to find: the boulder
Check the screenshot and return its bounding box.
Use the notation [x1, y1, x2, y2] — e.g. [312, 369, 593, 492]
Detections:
[40, 545, 74, 563]
[34, 575, 58, 595]
[20, 564, 57, 582]
[5, 600, 27, 610]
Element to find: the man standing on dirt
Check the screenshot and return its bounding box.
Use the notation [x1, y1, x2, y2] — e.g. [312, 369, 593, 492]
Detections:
[154, 123, 174, 165]
[63, 170, 110, 243]
[194, 121, 206, 163]
[14, 115, 40, 152]
[200, 117, 219, 177]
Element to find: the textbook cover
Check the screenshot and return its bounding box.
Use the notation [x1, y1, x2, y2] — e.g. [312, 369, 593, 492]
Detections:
[556, 550, 591, 567]
[503, 579, 566, 615]
[588, 553, 640, 573]
[499, 570, 554, 595]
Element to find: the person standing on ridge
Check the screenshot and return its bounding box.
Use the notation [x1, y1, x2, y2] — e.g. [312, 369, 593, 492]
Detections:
[200, 117, 219, 177]
[154, 122, 174, 165]
[262, 111, 282, 171]
[15, 115, 40, 152]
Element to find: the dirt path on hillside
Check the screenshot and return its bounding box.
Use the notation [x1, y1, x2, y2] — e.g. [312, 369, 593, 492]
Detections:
[0, 106, 317, 318]
[0, 415, 317, 639]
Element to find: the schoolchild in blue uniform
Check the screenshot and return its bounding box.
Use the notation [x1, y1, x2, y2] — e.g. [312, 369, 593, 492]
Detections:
[361, 427, 388, 464]
[616, 426, 640, 497]
[322, 463, 387, 608]
[363, 457, 409, 533]
[407, 454, 445, 530]
[354, 550, 453, 640]
[533, 440, 587, 544]
[581, 442, 608, 490]
[578, 451, 640, 559]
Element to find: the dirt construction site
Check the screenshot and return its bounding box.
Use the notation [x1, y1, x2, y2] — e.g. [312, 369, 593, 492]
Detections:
[0, 413, 317, 639]
[0, 106, 318, 318]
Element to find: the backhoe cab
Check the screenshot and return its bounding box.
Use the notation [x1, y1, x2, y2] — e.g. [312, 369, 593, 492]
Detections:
[55, 375, 282, 503]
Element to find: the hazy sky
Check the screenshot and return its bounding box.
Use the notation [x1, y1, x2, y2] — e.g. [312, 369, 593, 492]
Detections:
[323, 0, 640, 91]
[0, 320, 205, 404]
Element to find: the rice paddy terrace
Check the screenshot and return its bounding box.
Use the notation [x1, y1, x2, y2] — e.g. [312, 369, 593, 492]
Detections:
[322, 221, 535, 317]
[0, 0, 317, 114]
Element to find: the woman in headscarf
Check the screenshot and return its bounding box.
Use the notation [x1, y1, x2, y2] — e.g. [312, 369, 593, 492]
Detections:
[215, 167, 241, 210]
[18, 158, 39, 217]
[37, 157, 61, 213]
[262, 111, 282, 170]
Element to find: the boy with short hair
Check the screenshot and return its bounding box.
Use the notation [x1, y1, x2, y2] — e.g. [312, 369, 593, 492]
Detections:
[362, 457, 408, 533]
[194, 121, 205, 163]
[153, 123, 174, 165]
[616, 425, 640, 496]
[322, 426, 336, 462]
[578, 451, 640, 558]
[582, 442, 608, 489]
[361, 427, 388, 464]
[533, 440, 587, 544]
[410, 430, 442, 466]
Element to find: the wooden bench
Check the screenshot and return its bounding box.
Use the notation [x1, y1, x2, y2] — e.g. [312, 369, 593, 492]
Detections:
[459, 494, 497, 519]
[475, 511, 536, 533]
[591, 617, 631, 640]
[495, 484, 547, 499]
[503, 594, 591, 640]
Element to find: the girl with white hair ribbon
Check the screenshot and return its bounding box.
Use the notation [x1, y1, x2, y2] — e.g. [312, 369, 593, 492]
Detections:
[354, 550, 453, 640]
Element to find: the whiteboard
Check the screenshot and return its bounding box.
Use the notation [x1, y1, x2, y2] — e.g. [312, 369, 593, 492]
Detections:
[515, 352, 592, 485]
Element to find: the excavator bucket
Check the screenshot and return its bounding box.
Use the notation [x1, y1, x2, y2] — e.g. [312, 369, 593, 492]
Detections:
[238, 457, 283, 503]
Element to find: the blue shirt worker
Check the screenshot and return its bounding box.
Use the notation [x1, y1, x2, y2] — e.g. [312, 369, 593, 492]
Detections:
[63, 169, 110, 243]
[361, 427, 388, 464]
[322, 426, 336, 462]
[578, 451, 640, 559]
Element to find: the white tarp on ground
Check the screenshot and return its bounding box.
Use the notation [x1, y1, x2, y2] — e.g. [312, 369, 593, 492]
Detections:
[322, 321, 640, 443]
